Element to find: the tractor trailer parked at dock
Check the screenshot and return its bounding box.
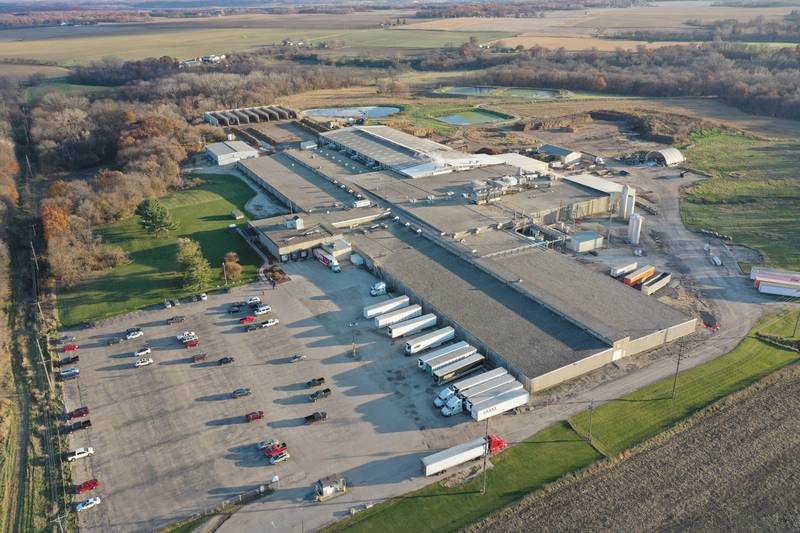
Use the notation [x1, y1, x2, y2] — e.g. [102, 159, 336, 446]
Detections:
[363, 296, 409, 319]
[421, 435, 507, 476]
[387, 314, 437, 338]
[433, 367, 508, 408]
[403, 327, 455, 355]
[374, 304, 421, 328]
[432, 353, 485, 385]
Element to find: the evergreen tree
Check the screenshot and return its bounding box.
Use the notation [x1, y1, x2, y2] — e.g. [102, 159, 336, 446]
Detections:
[136, 199, 178, 235]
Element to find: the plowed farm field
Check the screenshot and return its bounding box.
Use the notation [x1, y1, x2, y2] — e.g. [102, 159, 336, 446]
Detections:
[466, 364, 800, 533]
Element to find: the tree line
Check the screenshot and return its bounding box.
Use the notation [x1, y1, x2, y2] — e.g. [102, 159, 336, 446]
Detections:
[414, 0, 642, 18]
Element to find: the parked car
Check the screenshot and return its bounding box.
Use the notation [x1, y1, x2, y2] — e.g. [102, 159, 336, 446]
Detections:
[166, 315, 185, 325]
[67, 406, 89, 419]
[229, 303, 245, 313]
[58, 335, 77, 343]
[74, 496, 102, 512]
[164, 300, 172, 309]
[306, 377, 325, 388]
[64, 419, 92, 434]
[200, 293, 208, 301]
[232, 388, 251, 398]
[185, 339, 200, 348]
[304, 412, 327, 424]
[268, 451, 290, 465]
[254, 305, 271, 315]
[239, 315, 256, 324]
[107, 337, 123, 346]
[125, 329, 143, 340]
[55, 355, 79, 367]
[134, 346, 152, 357]
[74, 479, 99, 494]
[171, 299, 181, 307]
[218, 356, 234, 366]
[58, 368, 80, 381]
[263, 442, 288, 457]
[177, 331, 198, 342]
[308, 388, 331, 403]
[257, 439, 278, 451]
[134, 357, 154, 368]
[245, 410, 264, 422]
[62, 343, 79, 352]
[289, 354, 306, 363]
[66, 447, 94, 462]
[246, 296, 262, 306]
[191, 353, 207, 363]
[82, 320, 97, 329]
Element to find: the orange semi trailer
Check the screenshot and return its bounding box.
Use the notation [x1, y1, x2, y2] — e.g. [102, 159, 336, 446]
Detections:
[624, 265, 656, 286]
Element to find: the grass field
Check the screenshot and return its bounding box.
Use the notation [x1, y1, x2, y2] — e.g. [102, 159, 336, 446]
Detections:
[0, 28, 512, 65]
[681, 131, 800, 270]
[570, 309, 800, 456]
[327, 423, 601, 533]
[0, 63, 68, 80]
[325, 309, 800, 532]
[25, 81, 113, 102]
[56, 173, 261, 327]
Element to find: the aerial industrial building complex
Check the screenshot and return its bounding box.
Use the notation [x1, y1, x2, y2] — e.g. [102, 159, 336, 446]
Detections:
[234, 124, 695, 392]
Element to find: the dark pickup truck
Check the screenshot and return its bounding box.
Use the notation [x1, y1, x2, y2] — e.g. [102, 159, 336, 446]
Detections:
[308, 388, 331, 403]
[306, 377, 326, 388]
[55, 355, 79, 367]
[64, 419, 92, 434]
[166, 315, 185, 325]
[304, 412, 327, 424]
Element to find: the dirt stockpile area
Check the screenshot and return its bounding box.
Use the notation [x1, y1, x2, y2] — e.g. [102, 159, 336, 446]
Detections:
[465, 365, 800, 533]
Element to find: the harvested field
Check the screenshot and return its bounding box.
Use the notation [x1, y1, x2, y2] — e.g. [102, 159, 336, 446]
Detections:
[466, 364, 800, 533]
[489, 34, 686, 51]
[0, 63, 68, 81]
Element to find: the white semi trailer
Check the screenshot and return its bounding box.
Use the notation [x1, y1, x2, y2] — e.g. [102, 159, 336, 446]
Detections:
[386, 314, 437, 338]
[403, 327, 455, 355]
[362, 296, 409, 319]
[420, 435, 507, 477]
[609, 261, 638, 278]
[432, 353, 484, 385]
[417, 341, 470, 371]
[374, 305, 421, 328]
[424, 344, 478, 375]
[433, 367, 508, 408]
[441, 374, 517, 416]
[464, 381, 524, 413]
[470, 388, 530, 421]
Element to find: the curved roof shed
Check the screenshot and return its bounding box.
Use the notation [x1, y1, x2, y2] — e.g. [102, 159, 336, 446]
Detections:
[646, 148, 685, 167]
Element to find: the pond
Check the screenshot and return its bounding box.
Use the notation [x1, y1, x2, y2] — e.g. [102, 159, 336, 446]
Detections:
[440, 86, 561, 100]
[303, 106, 400, 118]
[499, 87, 560, 99]
[437, 109, 508, 126]
[441, 86, 496, 96]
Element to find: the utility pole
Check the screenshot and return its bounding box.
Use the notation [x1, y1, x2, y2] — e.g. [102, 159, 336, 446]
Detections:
[587, 399, 594, 446]
[34, 337, 53, 390]
[481, 417, 489, 495]
[30, 241, 40, 273]
[672, 341, 684, 401]
[222, 261, 228, 286]
[793, 308, 799, 338]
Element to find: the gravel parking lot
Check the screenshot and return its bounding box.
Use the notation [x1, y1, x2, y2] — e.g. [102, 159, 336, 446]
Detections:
[61, 260, 480, 532]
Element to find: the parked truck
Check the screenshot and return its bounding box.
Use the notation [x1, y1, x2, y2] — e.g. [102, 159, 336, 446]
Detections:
[470, 388, 530, 421]
[433, 367, 508, 408]
[417, 341, 470, 371]
[387, 313, 436, 339]
[464, 381, 525, 413]
[403, 327, 455, 355]
[624, 265, 655, 286]
[424, 343, 478, 375]
[609, 261, 638, 278]
[369, 281, 386, 296]
[421, 435, 507, 477]
[374, 304, 421, 328]
[363, 295, 409, 319]
[432, 353, 484, 386]
[441, 374, 518, 416]
[313, 248, 341, 273]
[58, 367, 80, 381]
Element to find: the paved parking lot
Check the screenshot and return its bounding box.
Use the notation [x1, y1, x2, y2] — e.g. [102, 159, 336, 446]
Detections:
[62, 260, 482, 532]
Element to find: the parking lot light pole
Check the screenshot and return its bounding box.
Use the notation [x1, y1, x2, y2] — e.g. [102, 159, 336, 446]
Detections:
[347, 322, 358, 358]
[481, 418, 489, 495]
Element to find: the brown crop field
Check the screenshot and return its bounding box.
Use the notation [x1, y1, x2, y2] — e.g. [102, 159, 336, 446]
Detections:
[466, 364, 800, 533]
[0, 63, 68, 80]
[488, 35, 686, 51]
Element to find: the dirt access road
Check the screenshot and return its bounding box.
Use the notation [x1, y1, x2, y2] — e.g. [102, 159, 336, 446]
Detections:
[467, 364, 800, 533]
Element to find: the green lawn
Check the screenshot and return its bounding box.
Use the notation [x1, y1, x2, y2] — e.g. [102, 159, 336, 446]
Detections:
[327, 422, 601, 533]
[56, 173, 262, 327]
[682, 131, 800, 270]
[570, 309, 800, 456]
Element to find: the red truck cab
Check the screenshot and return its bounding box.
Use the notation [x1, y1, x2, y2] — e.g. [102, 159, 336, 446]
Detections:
[245, 411, 264, 422]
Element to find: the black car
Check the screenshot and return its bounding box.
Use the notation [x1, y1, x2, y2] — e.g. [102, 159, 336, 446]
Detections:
[308, 388, 331, 403]
[304, 412, 327, 424]
[228, 304, 244, 314]
[63, 419, 92, 434]
[126, 327, 142, 334]
[218, 356, 234, 366]
[306, 377, 325, 388]
[166, 315, 185, 325]
[82, 320, 97, 330]
[55, 355, 79, 367]
[232, 388, 251, 398]
[107, 337, 123, 346]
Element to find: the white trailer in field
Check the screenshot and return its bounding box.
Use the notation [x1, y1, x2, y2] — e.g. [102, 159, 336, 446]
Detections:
[374, 305, 421, 328]
[470, 389, 530, 421]
[387, 314, 437, 338]
[441, 374, 518, 416]
[420, 435, 507, 477]
[424, 344, 478, 375]
[433, 367, 508, 408]
[363, 296, 409, 319]
[404, 327, 455, 355]
[417, 341, 470, 370]
[433, 353, 484, 385]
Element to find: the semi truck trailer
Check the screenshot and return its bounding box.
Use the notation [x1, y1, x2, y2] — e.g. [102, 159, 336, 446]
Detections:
[432, 353, 484, 386]
[363, 296, 409, 319]
[417, 341, 470, 371]
[420, 435, 507, 477]
[387, 314, 436, 338]
[441, 374, 518, 416]
[313, 248, 341, 273]
[624, 265, 655, 286]
[374, 305, 421, 328]
[470, 389, 530, 421]
[424, 344, 478, 375]
[403, 327, 455, 355]
[610, 262, 638, 278]
[433, 367, 508, 408]
[464, 381, 524, 413]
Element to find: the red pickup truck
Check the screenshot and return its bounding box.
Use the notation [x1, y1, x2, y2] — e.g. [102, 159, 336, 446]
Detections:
[239, 315, 256, 324]
[62, 344, 80, 352]
[67, 406, 89, 419]
[245, 411, 264, 422]
[263, 442, 288, 457]
[185, 339, 200, 348]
